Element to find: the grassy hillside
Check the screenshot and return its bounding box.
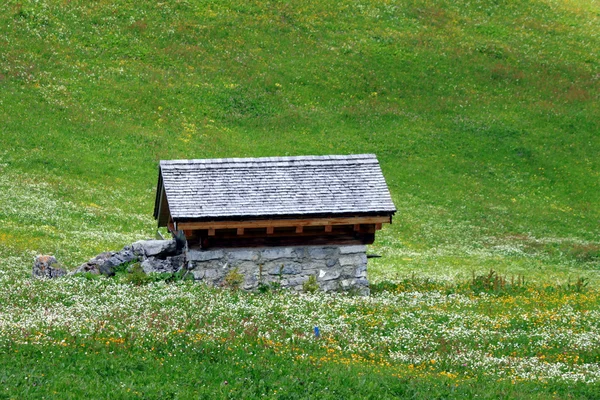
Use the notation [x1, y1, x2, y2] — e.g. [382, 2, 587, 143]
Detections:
[1, 0, 599, 282]
[1, 0, 600, 397]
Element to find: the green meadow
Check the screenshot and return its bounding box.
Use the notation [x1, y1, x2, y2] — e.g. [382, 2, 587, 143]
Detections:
[0, 0, 599, 397]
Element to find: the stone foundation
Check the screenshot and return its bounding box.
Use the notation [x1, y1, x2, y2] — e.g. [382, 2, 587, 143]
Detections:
[188, 245, 369, 294]
[37, 241, 371, 294]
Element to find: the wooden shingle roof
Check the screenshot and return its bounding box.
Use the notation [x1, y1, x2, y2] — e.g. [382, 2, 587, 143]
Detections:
[154, 154, 396, 225]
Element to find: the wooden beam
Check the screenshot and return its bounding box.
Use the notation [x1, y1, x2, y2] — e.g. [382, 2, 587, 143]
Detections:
[295, 226, 303, 233]
[200, 233, 376, 249]
[266, 226, 274, 235]
[178, 216, 391, 231]
[236, 227, 244, 235]
[324, 225, 332, 233]
[203, 228, 349, 240]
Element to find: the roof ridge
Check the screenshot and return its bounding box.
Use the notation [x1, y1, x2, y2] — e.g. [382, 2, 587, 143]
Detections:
[160, 154, 377, 167]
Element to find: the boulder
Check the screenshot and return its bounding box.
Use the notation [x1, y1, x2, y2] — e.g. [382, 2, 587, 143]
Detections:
[131, 240, 177, 258]
[73, 252, 115, 276]
[33, 255, 66, 279]
[140, 255, 185, 274]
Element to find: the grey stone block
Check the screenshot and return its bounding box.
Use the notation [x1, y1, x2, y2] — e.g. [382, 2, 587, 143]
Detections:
[141, 255, 185, 274]
[318, 269, 340, 281]
[192, 270, 205, 280]
[292, 247, 307, 258]
[269, 263, 301, 275]
[339, 254, 367, 267]
[227, 249, 258, 261]
[233, 261, 258, 272]
[188, 249, 224, 262]
[287, 276, 309, 286]
[243, 274, 258, 290]
[110, 250, 136, 265]
[132, 240, 176, 257]
[321, 281, 339, 292]
[261, 247, 294, 260]
[308, 247, 335, 259]
[340, 279, 354, 289]
[355, 264, 367, 278]
[305, 260, 327, 270]
[355, 277, 369, 286]
[204, 269, 219, 279]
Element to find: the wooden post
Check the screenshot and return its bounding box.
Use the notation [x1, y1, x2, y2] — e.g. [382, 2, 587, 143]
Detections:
[266, 226, 274, 234]
[237, 227, 244, 235]
[295, 226, 303, 233]
[324, 225, 332, 233]
[208, 228, 216, 236]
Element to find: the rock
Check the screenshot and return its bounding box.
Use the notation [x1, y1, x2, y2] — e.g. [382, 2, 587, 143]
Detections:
[188, 249, 224, 262]
[339, 254, 367, 267]
[72, 252, 115, 276]
[243, 274, 258, 290]
[203, 269, 219, 280]
[74, 242, 371, 294]
[325, 258, 337, 268]
[286, 276, 309, 286]
[111, 249, 137, 265]
[140, 258, 167, 274]
[227, 249, 258, 261]
[318, 269, 340, 281]
[192, 269, 205, 280]
[269, 262, 301, 275]
[73, 249, 141, 277]
[33, 255, 66, 279]
[72, 263, 100, 275]
[355, 264, 367, 278]
[132, 240, 177, 258]
[141, 255, 185, 274]
[320, 281, 339, 292]
[308, 247, 335, 259]
[262, 247, 294, 260]
[98, 260, 117, 277]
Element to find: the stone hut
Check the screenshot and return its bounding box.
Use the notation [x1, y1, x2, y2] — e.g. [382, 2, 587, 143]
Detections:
[153, 154, 396, 293]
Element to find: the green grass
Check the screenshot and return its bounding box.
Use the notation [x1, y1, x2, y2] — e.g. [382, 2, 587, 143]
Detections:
[1, 0, 598, 280]
[1, 0, 599, 397]
[0, 272, 599, 398]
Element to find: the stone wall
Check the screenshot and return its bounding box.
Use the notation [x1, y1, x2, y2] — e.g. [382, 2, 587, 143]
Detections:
[187, 245, 369, 294]
[35, 241, 372, 294]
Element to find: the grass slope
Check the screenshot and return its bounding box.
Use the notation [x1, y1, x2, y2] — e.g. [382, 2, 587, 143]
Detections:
[0, 0, 600, 397]
[1, 0, 599, 280]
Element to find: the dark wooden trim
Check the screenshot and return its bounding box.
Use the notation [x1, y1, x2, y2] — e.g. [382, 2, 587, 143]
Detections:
[178, 216, 390, 231]
[196, 233, 376, 249]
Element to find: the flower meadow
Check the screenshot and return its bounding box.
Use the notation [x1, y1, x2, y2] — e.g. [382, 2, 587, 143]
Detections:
[1, 0, 600, 397]
[1, 252, 599, 398]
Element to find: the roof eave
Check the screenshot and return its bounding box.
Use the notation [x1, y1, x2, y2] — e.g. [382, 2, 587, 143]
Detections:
[153, 167, 163, 221]
[171, 210, 396, 224]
